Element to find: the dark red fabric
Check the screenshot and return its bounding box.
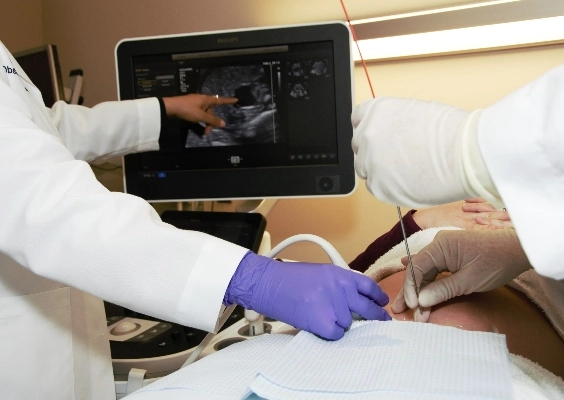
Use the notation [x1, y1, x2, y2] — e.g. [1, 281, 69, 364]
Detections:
[349, 210, 421, 272]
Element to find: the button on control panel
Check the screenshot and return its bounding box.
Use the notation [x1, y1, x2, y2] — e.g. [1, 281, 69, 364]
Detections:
[107, 316, 172, 342]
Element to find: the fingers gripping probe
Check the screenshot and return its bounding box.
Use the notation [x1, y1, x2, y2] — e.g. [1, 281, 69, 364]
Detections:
[268, 234, 364, 322]
[245, 234, 354, 333]
[181, 234, 354, 368]
[339, 0, 420, 304]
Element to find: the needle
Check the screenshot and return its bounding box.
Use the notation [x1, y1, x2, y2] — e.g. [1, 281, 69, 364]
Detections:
[339, 0, 421, 305]
[396, 206, 419, 298]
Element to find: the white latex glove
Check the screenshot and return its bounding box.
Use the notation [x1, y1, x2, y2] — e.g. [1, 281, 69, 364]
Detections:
[351, 97, 500, 208]
[392, 229, 532, 322]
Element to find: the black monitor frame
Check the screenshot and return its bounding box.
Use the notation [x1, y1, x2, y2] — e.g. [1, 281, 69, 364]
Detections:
[116, 22, 356, 202]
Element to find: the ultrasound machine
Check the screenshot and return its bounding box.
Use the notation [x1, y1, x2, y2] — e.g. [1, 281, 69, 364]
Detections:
[110, 21, 355, 397]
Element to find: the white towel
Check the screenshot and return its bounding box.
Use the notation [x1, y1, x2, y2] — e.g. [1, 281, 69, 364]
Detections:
[363, 226, 460, 282]
[508, 271, 564, 340]
[510, 354, 564, 400]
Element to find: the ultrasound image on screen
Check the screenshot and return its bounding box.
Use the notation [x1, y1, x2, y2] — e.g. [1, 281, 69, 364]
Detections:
[131, 41, 337, 172]
[184, 64, 283, 148]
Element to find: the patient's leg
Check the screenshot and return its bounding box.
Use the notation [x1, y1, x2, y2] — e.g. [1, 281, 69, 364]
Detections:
[378, 271, 564, 379]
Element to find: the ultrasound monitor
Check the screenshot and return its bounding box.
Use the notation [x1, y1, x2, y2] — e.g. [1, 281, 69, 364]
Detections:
[14, 44, 65, 107]
[116, 22, 355, 202]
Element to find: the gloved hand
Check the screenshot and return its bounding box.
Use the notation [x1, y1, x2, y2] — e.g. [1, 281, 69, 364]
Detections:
[225, 252, 391, 340]
[351, 97, 500, 208]
[392, 229, 532, 322]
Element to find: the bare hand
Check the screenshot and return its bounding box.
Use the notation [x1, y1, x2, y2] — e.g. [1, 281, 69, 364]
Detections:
[413, 198, 512, 230]
[162, 94, 238, 134]
[462, 198, 513, 229]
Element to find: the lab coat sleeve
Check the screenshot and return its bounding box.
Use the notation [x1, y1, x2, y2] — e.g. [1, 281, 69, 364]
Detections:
[478, 64, 564, 280]
[0, 68, 248, 333]
[48, 98, 161, 163]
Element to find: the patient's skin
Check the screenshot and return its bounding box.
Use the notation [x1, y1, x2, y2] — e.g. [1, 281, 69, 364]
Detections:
[378, 271, 564, 379]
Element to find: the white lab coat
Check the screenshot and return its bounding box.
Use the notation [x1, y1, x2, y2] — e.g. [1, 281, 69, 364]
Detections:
[478, 64, 564, 280]
[0, 41, 248, 399]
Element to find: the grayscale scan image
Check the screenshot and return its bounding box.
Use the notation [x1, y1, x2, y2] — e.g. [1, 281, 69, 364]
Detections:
[185, 64, 281, 147]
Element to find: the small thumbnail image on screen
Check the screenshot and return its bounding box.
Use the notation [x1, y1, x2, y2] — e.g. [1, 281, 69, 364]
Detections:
[289, 59, 329, 79]
[287, 59, 330, 100]
[184, 64, 282, 148]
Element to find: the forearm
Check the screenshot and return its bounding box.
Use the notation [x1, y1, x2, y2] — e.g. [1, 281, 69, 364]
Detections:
[0, 111, 246, 332]
[49, 97, 161, 163]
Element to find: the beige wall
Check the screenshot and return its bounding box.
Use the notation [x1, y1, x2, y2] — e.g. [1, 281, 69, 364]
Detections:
[4, 1, 564, 263]
[0, 0, 44, 53]
[39, 0, 497, 107]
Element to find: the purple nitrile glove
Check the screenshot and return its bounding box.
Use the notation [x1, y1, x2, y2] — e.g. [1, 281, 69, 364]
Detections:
[224, 252, 391, 340]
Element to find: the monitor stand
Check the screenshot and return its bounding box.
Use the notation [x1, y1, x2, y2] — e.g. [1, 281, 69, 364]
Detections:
[235, 198, 278, 216]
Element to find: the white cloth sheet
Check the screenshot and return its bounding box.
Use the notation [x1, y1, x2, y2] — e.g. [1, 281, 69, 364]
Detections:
[247, 320, 513, 400]
[123, 334, 294, 400]
[123, 323, 564, 400]
[124, 320, 524, 400]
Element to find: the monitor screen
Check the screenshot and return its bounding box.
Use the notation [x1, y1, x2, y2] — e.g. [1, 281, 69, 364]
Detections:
[14, 44, 65, 107]
[116, 22, 355, 202]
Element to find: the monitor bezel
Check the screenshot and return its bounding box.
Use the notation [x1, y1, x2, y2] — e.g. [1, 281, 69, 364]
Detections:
[116, 22, 356, 202]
